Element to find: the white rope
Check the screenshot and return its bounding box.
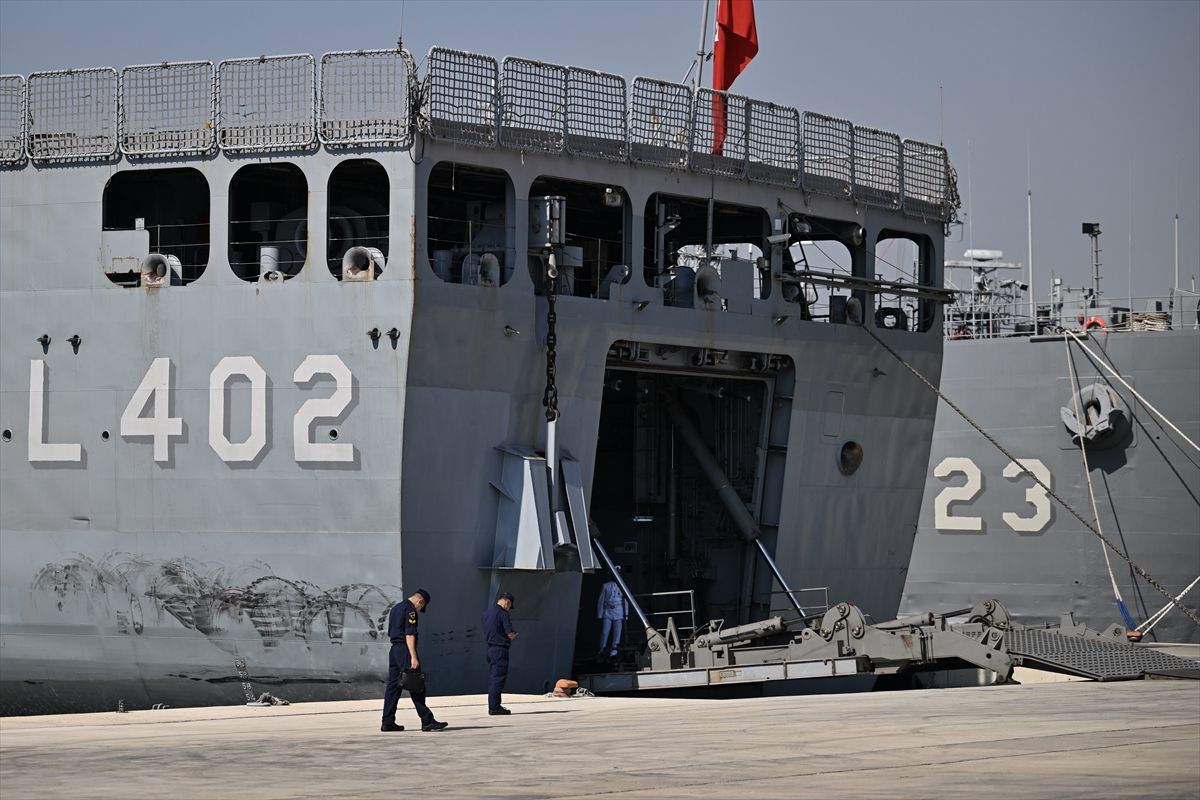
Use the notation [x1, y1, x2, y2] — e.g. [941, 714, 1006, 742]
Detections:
[1064, 337, 1124, 604]
[1138, 575, 1200, 634]
[1065, 329, 1200, 453]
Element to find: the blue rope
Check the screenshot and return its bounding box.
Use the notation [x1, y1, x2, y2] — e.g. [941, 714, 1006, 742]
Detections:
[1116, 599, 1138, 631]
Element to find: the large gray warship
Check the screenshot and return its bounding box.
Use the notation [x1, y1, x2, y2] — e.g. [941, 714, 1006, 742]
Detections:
[0, 46, 966, 714]
[901, 241, 1200, 644]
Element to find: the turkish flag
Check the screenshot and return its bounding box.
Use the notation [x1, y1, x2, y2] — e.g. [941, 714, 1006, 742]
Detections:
[713, 0, 758, 93]
[711, 0, 758, 154]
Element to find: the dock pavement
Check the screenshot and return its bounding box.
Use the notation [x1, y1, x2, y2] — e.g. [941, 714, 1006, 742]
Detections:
[2, 679, 1198, 799]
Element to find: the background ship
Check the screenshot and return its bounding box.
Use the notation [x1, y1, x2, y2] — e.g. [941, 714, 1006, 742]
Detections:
[0, 44, 959, 713]
[902, 237, 1200, 644]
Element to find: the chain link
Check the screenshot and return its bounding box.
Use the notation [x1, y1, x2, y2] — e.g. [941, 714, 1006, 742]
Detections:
[542, 262, 559, 422]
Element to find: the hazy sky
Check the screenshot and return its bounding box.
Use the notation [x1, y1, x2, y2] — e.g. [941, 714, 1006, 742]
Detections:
[2, 0, 1197, 302]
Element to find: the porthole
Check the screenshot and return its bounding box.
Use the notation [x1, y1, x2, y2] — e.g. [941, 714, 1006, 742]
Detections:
[328, 429, 339, 441]
[101, 430, 111, 442]
[1, 429, 11, 442]
[838, 441, 863, 475]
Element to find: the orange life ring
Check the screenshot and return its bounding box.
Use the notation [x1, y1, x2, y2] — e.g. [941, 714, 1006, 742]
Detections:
[1083, 316, 1106, 330]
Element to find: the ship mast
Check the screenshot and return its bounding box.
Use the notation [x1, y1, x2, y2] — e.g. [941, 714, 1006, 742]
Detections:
[683, 0, 713, 91]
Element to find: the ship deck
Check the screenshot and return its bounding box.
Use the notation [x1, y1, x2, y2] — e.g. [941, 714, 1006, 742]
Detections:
[2, 681, 1197, 799]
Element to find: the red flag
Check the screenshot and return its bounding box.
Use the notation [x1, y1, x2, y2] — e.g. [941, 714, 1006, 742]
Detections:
[711, 0, 757, 154]
[712, 0, 758, 93]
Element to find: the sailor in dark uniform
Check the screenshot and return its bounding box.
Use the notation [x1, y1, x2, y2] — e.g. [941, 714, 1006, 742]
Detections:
[381, 588, 448, 732]
[480, 592, 517, 715]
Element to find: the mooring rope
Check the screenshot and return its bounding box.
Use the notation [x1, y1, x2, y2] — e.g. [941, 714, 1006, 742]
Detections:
[1064, 336, 1138, 631]
[1139, 575, 1200, 635]
[852, 317, 1200, 628]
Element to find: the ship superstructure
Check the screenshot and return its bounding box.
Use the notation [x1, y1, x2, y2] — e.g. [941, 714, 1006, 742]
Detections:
[1, 47, 958, 714]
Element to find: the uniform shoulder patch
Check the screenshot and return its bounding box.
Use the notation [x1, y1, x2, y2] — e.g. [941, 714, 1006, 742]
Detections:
[408, 611, 418, 624]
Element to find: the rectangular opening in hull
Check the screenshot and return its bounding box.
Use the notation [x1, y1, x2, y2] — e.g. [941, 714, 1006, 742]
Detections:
[576, 366, 779, 672]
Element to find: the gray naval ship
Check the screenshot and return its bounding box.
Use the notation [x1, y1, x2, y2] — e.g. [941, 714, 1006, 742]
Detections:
[902, 239, 1200, 644]
[0, 45, 964, 715]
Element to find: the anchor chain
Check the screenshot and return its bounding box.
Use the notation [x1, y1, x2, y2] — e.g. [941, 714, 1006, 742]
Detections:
[542, 264, 559, 423]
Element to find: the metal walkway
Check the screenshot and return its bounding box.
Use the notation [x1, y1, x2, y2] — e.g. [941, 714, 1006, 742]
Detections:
[1002, 629, 1200, 681]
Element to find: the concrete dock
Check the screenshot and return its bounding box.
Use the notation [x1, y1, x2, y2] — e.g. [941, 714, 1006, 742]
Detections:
[2, 681, 1198, 799]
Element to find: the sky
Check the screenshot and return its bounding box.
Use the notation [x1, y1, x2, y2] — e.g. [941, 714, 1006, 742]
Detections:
[1, 0, 1197, 303]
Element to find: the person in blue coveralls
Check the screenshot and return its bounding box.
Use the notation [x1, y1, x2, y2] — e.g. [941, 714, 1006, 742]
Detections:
[381, 589, 449, 732]
[597, 566, 628, 658]
[481, 591, 518, 715]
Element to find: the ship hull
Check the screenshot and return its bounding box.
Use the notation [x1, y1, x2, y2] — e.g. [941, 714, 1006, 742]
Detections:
[1, 51, 953, 714]
[902, 329, 1200, 643]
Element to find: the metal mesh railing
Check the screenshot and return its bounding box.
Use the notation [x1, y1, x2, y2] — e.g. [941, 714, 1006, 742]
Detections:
[319, 49, 414, 148]
[0, 74, 25, 165]
[2, 44, 962, 222]
[500, 57, 565, 154]
[629, 77, 692, 169]
[691, 88, 748, 178]
[801, 112, 852, 198]
[217, 54, 315, 153]
[566, 67, 626, 161]
[747, 100, 799, 186]
[420, 46, 497, 147]
[852, 125, 901, 210]
[902, 139, 948, 220]
[27, 68, 118, 162]
[119, 61, 215, 157]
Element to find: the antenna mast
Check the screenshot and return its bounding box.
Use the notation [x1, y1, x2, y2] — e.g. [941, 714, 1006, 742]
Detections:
[1026, 131, 1034, 316]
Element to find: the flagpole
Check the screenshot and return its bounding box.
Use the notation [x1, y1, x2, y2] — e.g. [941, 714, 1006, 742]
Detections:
[692, 0, 712, 91]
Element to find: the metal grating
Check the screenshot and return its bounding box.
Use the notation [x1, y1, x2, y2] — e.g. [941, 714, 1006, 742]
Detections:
[801, 112, 852, 198]
[0, 74, 25, 165]
[319, 49, 414, 148]
[1004, 628, 1200, 681]
[566, 67, 626, 161]
[500, 57, 565, 154]
[629, 77, 692, 169]
[27, 67, 118, 162]
[902, 139, 949, 220]
[420, 47, 497, 147]
[217, 54, 315, 153]
[120, 61, 215, 157]
[691, 88, 748, 179]
[747, 100, 799, 187]
[852, 125, 901, 210]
